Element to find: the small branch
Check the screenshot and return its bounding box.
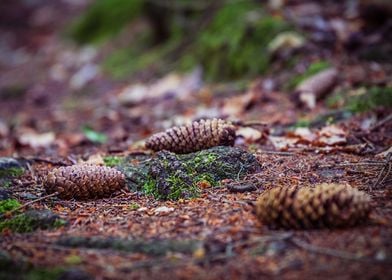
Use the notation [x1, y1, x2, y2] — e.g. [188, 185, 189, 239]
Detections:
[290, 237, 381, 262]
[0, 192, 59, 219]
[370, 114, 392, 131]
[232, 120, 269, 128]
[371, 153, 392, 191]
[256, 150, 296, 156]
[318, 162, 385, 168]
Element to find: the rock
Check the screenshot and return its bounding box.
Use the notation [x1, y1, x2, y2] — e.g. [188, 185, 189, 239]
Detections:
[115, 146, 260, 200]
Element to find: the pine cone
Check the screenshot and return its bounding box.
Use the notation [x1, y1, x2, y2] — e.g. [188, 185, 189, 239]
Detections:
[256, 183, 371, 229]
[43, 165, 126, 200]
[145, 118, 236, 154]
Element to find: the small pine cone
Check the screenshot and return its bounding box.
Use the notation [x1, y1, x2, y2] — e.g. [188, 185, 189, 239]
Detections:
[44, 165, 126, 200]
[256, 183, 371, 229]
[145, 118, 236, 154]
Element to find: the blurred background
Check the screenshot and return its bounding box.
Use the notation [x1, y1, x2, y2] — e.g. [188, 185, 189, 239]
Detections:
[0, 0, 391, 157]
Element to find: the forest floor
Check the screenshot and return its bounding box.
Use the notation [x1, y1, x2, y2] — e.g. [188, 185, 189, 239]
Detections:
[0, 1, 391, 279]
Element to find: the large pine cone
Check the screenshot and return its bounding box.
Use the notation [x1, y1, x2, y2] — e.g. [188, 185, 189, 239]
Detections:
[44, 165, 126, 200]
[145, 118, 236, 154]
[256, 183, 371, 229]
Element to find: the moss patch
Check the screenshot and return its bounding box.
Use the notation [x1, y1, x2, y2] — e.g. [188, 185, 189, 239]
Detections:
[0, 158, 24, 188]
[0, 199, 21, 214]
[0, 210, 66, 233]
[103, 156, 125, 167]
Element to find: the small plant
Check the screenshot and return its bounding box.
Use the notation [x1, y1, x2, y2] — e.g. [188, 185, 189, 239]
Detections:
[129, 202, 140, 210]
[348, 86, 392, 113]
[64, 254, 83, 265]
[103, 156, 124, 167]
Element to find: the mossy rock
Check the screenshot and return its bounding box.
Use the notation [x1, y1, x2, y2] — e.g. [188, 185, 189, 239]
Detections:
[0, 210, 67, 233]
[114, 146, 260, 200]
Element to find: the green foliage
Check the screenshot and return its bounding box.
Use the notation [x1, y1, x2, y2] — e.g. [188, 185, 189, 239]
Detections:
[82, 126, 107, 144]
[69, 0, 144, 44]
[192, 2, 290, 80]
[103, 156, 124, 167]
[287, 60, 331, 90]
[348, 86, 392, 113]
[89, 0, 293, 80]
[0, 199, 20, 214]
[104, 39, 178, 79]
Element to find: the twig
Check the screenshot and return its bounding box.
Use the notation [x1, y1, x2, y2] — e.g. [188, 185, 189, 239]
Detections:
[371, 153, 392, 191]
[0, 192, 59, 219]
[18, 156, 70, 166]
[232, 120, 269, 128]
[318, 162, 385, 168]
[290, 237, 378, 262]
[256, 150, 296, 156]
[370, 114, 392, 131]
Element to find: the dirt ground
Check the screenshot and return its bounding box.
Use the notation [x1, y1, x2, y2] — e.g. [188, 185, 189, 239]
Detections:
[0, 1, 391, 279]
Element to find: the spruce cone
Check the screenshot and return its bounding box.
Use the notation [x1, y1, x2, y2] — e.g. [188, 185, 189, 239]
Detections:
[256, 183, 371, 229]
[145, 118, 236, 154]
[43, 165, 126, 200]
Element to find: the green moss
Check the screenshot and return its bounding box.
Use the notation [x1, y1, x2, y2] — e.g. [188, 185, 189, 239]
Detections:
[129, 202, 140, 210]
[103, 156, 124, 167]
[0, 210, 65, 233]
[26, 267, 65, 280]
[348, 86, 392, 113]
[64, 254, 83, 265]
[0, 199, 20, 214]
[142, 146, 260, 200]
[0, 167, 24, 178]
[286, 60, 331, 90]
[292, 119, 311, 128]
[69, 0, 144, 44]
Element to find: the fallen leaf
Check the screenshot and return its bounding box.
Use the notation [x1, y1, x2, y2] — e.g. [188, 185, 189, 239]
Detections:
[82, 126, 107, 144]
[236, 127, 262, 142]
[268, 136, 298, 150]
[18, 132, 55, 148]
[154, 206, 175, 216]
[268, 31, 305, 54]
